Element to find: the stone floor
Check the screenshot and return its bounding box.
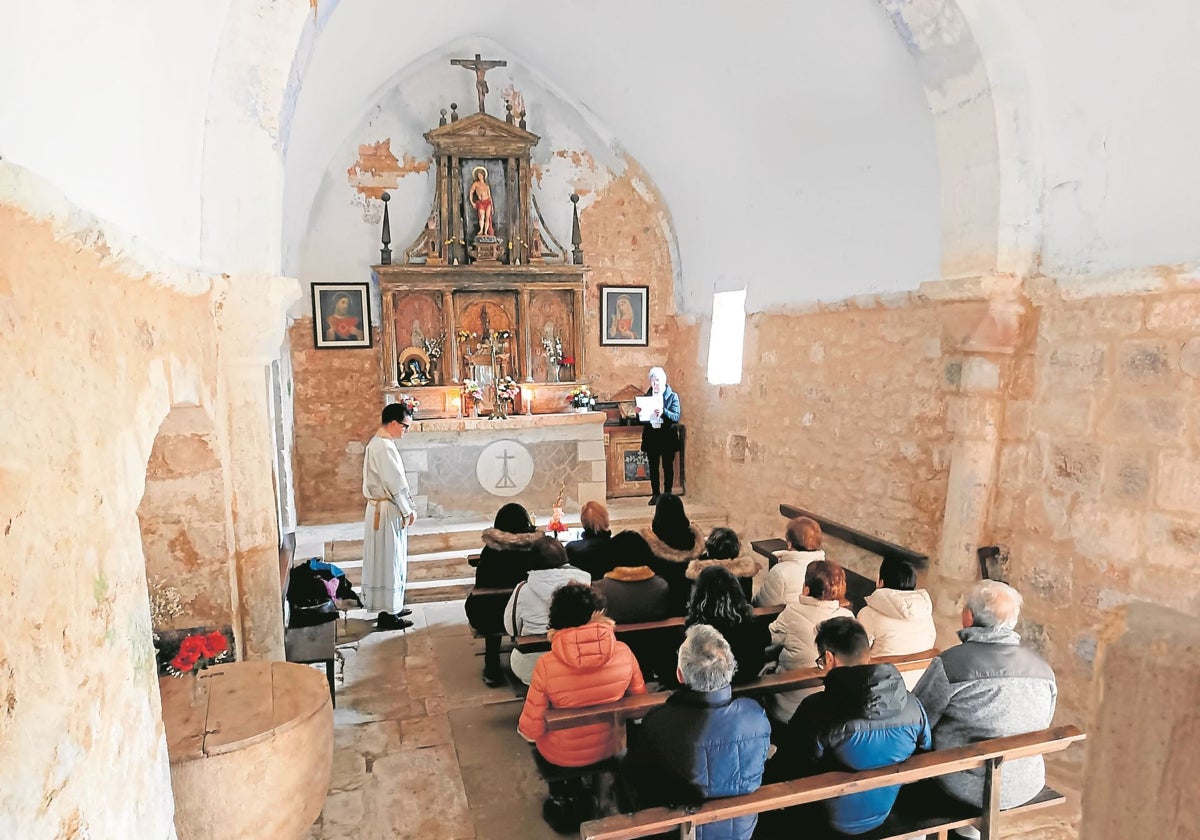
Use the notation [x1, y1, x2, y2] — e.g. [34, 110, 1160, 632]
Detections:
[298, 597, 1081, 840]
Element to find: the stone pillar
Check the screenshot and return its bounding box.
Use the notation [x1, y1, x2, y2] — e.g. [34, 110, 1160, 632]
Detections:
[1082, 603, 1200, 838]
[214, 274, 302, 661]
[932, 281, 1026, 619]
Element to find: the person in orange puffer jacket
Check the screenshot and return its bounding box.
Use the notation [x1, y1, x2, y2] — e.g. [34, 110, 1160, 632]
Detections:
[518, 582, 647, 830]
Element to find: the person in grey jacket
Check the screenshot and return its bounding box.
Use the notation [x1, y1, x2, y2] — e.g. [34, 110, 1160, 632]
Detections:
[504, 538, 591, 684]
[913, 580, 1057, 823]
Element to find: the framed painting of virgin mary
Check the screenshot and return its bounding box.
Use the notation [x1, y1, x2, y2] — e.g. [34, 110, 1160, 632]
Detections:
[599, 285, 648, 346]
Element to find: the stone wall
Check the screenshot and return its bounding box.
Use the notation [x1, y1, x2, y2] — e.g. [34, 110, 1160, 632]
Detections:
[0, 199, 215, 838]
[671, 299, 976, 586]
[139, 407, 235, 634]
[988, 279, 1200, 727]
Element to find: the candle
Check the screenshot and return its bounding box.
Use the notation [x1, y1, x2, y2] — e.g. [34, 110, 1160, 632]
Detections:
[526, 387, 535, 415]
[452, 396, 462, 417]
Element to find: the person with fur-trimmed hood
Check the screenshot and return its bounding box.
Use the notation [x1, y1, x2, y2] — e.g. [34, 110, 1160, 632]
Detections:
[592, 531, 671, 624]
[687, 527, 760, 604]
[641, 494, 706, 612]
[465, 502, 542, 685]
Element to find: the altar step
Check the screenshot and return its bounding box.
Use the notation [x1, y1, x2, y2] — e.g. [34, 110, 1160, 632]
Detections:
[295, 498, 729, 605]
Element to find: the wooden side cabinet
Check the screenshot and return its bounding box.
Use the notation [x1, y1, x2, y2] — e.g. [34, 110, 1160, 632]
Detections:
[603, 425, 686, 498]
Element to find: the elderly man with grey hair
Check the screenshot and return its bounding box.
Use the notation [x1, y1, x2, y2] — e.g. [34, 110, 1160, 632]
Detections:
[913, 580, 1057, 836]
[624, 624, 771, 840]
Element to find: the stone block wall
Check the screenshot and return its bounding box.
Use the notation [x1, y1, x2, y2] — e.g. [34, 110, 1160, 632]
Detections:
[671, 301, 967, 584]
[988, 283, 1200, 727]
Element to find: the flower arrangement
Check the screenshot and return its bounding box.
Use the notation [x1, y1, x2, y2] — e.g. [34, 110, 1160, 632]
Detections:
[496, 376, 521, 401]
[397, 393, 420, 414]
[561, 355, 576, 367]
[457, 329, 479, 345]
[541, 335, 565, 366]
[460, 379, 483, 402]
[167, 630, 229, 677]
[422, 332, 446, 362]
[567, 384, 596, 410]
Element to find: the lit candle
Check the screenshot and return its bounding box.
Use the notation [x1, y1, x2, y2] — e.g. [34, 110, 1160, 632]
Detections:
[452, 396, 462, 417]
[526, 387, 535, 415]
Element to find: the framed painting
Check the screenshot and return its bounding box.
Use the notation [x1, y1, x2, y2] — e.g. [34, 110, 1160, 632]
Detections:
[599, 285, 649, 346]
[312, 282, 372, 349]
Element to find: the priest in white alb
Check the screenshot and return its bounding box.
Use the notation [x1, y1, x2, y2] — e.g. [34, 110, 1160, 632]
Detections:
[362, 401, 417, 630]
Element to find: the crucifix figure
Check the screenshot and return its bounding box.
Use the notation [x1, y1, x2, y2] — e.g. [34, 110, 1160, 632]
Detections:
[450, 53, 507, 114]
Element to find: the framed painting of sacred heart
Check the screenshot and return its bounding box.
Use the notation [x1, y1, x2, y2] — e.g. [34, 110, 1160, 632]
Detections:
[312, 282, 373, 349]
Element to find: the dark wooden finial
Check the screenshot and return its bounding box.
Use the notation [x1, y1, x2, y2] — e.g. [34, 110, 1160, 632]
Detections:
[518, 109, 527, 130]
[570, 193, 583, 265]
[439, 108, 448, 127]
[505, 102, 514, 124]
[380, 192, 392, 265]
[450, 103, 459, 122]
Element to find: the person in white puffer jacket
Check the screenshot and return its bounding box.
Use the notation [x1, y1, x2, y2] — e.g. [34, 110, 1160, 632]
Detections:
[767, 560, 854, 723]
[505, 538, 592, 685]
[754, 516, 825, 607]
[857, 557, 936, 688]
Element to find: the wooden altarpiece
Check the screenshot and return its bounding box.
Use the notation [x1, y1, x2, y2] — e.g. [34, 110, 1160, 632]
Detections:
[372, 56, 587, 418]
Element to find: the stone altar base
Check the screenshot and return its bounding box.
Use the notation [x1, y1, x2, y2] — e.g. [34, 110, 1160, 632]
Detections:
[396, 412, 606, 520]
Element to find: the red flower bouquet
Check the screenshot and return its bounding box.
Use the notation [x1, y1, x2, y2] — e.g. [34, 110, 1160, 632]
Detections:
[168, 630, 230, 677]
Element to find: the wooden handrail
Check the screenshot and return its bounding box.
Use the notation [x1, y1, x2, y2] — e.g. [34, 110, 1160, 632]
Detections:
[581, 725, 1085, 840]
[544, 648, 940, 732]
[779, 504, 928, 569]
[515, 606, 784, 653]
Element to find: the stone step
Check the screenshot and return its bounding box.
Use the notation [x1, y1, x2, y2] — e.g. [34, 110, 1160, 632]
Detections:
[333, 552, 475, 586]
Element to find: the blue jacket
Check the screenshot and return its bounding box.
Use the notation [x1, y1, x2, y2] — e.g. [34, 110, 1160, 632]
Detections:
[776, 663, 931, 835]
[627, 685, 771, 840]
[640, 385, 682, 452]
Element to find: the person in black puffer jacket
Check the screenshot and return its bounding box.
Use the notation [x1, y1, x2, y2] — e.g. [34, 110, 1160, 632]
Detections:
[464, 503, 541, 685]
[641, 494, 704, 613]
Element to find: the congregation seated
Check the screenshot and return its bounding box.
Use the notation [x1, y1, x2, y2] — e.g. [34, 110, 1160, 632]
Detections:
[565, 500, 615, 580]
[504, 538, 592, 685]
[685, 565, 772, 685]
[767, 559, 854, 722]
[591, 533, 670, 623]
[685, 526, 760, 603]
[464, 502, 541, 685]
[641, 493, 705, 612]
[754, 515, 825, 607]
[913, 580, 1057, 833]
[857, 557, 937, 686]
[624, 624, 771, 840]
[517, 583, 647, 828]
[766, 617, 931, 836]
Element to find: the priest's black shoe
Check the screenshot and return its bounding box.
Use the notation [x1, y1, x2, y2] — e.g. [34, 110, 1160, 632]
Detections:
[648, 494, 660, 506]
[376, 612, 413, 631]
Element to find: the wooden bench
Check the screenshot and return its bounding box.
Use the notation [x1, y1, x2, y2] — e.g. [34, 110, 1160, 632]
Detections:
[514, 605, 785, 654]
[545, 648, 940, 753]
[581, 724, 1085, 840]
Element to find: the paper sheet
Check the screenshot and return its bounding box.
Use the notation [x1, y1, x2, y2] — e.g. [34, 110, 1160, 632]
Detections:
[636, 395, 664, 427]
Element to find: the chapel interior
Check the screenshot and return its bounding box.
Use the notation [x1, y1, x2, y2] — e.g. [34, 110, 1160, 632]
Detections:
[2, 1, 1199, 838]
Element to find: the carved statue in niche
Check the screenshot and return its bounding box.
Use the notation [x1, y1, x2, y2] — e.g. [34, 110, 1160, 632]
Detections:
[398, 349, 432, 387]
[469, 167, 495, 237]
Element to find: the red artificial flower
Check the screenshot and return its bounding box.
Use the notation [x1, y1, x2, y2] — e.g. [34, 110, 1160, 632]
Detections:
[561, 356, 575, 365]
[179, 635, 206, 657]
[172, 650, 200, 673]
[201, 631, 228, 659]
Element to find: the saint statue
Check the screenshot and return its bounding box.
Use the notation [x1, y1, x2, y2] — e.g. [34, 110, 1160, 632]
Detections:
[469, 167, 495, 237]
[410, 319, 425, 349]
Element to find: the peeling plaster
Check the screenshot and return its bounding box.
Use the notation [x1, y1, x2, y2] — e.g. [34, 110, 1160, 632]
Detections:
[346, 139, 431, 201]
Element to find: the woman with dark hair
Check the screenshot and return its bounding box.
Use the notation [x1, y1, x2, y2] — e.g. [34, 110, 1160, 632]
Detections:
[565, 500, 615, 580]
[685, 526, 760, 605]
[686, 565, 771, 685]
[641, 494, 705, 611]
[518, 582, 646, 831]
[857, 557, 936, 670]
[465, 502, 541, 685]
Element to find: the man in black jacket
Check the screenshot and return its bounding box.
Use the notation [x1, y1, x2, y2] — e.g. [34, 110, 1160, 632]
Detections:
[770, 617, 931, 835]
[637, 366, 682, 505]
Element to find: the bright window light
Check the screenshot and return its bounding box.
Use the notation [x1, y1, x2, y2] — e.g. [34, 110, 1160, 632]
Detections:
[707, 288, 747, 385]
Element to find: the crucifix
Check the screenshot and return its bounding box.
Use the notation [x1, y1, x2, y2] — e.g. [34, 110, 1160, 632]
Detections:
[450, 53, 507, 115]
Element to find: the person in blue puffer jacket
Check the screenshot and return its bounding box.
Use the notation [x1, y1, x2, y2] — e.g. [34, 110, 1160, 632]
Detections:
[770, 616, 931, 835]
[624, 624, 771, 840]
